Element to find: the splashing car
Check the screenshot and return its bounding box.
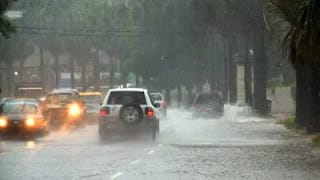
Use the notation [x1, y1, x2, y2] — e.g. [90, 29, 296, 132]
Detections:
[0, 99, 49, 138]
[45, 89, 86, 128]
[99, 88, 160, 141]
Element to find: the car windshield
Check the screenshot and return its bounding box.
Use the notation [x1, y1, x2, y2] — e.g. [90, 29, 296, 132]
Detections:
[150, 94, 162, 101]
[107, 92, 146, 105]
[2, 102, 37, 114]
[47, 93, 75, 104]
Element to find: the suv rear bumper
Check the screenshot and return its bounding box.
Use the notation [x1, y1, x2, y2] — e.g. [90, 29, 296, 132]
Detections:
[99, 117, 157, 131]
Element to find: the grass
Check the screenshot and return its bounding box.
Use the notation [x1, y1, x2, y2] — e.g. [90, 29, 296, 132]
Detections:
[278, 117, 296, 129]
[311, 136, 320, 147]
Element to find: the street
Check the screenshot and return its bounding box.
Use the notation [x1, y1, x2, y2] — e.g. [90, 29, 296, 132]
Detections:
[1, 106, 320, 180]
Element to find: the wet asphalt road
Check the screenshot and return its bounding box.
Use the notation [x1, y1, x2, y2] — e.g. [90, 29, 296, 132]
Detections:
[1, 106, 320, 180]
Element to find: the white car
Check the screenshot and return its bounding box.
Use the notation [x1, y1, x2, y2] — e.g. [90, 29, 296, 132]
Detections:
[98, 88, 160, 141]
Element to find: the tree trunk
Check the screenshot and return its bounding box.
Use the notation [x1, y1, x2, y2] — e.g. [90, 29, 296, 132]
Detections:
[228, 38, 237, 103]
[19, 60, 25, 81]
[177, 84, 182, 107]
[93, 50, 100, 91]
[223, 39, 229, 103]
[54, 54, 59, 88]
[81, 62, 86, 91]
[253, 29, 268, 115]
[39, 46, 45, 89]
[109, 56, 114, 89]
[70, 57, 75, 89]
[295, 63, 320, 132]
[7, 63, 14, 96]
[136, 73, 140, 87]
[165, 88, 171, 106]
[187, 86, 193, 107]
[244, 39, 253, 106]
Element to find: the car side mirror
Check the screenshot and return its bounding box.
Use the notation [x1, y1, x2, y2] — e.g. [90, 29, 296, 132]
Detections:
[154, 103, 161, 108]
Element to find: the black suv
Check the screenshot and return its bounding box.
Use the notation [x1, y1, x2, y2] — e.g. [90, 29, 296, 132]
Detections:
[44, 89, 86, 127]
[191, 92, 224, 118]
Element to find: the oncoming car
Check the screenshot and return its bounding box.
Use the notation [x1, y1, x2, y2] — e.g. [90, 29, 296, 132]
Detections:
[99, 88, 160, 141]
[0, 99, 49, 137]
[45, 89, 86, 128]
[80, 91, 103, 123]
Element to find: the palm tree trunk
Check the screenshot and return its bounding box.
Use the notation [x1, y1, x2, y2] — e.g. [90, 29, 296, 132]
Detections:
[19, 60, 25, 81]
[54, 54, 59, 88]
[109, 56, 114, 89]
[244, 39, 253, 106]
[39, 46, 45, 89]
[223, 39, 229, 102]
[93, 50, 100, 91]
[70, 57, 75, 89]
[253, 29, 268, 115]
[81, 62, 86, 91]
[228, 38, 237, 103]
[177, 84, 182, 107]
[136, 73, 140, 87]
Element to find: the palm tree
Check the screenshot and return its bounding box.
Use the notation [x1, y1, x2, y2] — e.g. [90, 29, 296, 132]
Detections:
[271, 0, 320, 131]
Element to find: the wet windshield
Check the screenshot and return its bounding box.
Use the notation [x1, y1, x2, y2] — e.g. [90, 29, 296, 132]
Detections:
[2, 102, 37, 114]
[47, 93, 75, 104]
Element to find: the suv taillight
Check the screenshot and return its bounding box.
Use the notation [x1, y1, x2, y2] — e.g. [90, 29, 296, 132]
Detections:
[100, 107, 110, 117]
[145, 107, 154, 117]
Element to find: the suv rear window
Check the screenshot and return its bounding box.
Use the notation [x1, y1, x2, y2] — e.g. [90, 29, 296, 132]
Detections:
[107, 91, 146, 105]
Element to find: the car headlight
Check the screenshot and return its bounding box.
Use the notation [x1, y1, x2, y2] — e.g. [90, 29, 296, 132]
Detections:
[25, 118, 35, 127]
[69, 104, 81, 116]
[0, 117, 7, 128]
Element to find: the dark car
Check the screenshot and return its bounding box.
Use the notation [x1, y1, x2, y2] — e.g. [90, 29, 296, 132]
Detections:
[191, 92, 224, 118]
[45, 89, 86, 128]
[0, 99, 49, 137]
[80, 91, 103, 123]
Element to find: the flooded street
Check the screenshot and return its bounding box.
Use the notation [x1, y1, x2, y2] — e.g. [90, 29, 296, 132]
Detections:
[1, 106, 320, 180]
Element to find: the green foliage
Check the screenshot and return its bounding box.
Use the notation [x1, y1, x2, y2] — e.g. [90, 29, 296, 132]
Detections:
[278, 117, 296, 129]
[311, 136, 320, 147]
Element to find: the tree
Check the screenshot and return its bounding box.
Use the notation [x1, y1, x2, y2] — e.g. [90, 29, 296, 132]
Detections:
[270, 0, 320, 131]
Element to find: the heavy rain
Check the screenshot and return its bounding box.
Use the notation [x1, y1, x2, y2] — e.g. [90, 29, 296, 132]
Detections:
[1, 0, 320, 179]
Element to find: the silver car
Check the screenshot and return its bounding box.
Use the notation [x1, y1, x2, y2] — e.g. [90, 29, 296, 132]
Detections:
[98, 88, 160, 141]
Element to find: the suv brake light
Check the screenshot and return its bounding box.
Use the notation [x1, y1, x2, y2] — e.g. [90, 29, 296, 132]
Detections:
[145, 107, 154, 117]
[100, 107, 110, 117]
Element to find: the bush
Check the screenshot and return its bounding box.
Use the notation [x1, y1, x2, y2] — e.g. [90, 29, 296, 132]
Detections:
[278, 117, 296, 129]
